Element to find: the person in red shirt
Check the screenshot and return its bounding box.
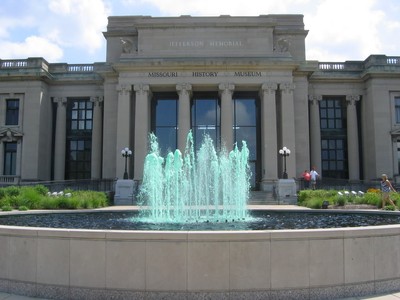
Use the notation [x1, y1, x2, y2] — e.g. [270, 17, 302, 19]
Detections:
[301, 170, 311, 189]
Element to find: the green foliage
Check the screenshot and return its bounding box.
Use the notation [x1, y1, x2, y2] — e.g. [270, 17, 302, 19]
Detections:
[0, 185, 109, 210]
[298, 189, 337, 208]
[0, 189, 6, 199]
[299, 189, 382, 209]
[1, 205, 12, 211]
[18, 206, 29, 211]
[5, 186, 20, 197]
[363, 192, 381, 207]
[17, 187, 44, 209]
[34, 185, 49, 196]
[335, 194, 346, 206]
[40, 197, 59, 209]
[307, 198, 325, 209]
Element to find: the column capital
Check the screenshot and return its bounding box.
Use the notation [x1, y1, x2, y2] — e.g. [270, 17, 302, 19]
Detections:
[280, 82, 295, 94]
[308, 95, 323, 105]
[346, 95, 360, 105]
[90, 96, 104, 106]
[53, 97, 67, 105]
[134, 83, 150, 94]
[176, 83, 192, 96]
[218, 83, 235, 96]
[260, 82, 278, 95]
[117, 84, 132, 95]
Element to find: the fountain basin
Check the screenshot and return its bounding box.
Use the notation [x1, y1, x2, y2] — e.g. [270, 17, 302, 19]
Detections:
[0, 208, 400, 300]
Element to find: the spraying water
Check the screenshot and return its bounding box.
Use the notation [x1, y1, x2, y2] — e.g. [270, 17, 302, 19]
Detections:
[139, 131, 251, 223]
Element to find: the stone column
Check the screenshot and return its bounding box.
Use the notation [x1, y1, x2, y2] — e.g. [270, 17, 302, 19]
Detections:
[90, 96, 103, 179]
[309, 95, 322, 171]
[176, 83, 192, 152]
[116, 84, 132, 179]
[53, 97, 67, 180]
[280, 83, 296, 178]
[134, 84, 151, 180]
[219, 83, 235, 151]
[260, 83, 278, 191]
[346, 95, 360, 181]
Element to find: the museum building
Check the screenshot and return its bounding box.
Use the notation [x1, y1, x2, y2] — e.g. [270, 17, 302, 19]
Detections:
[0, 14, 400, 191]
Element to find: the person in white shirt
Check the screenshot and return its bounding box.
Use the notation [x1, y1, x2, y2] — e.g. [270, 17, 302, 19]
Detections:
[310, 167, 319, 190]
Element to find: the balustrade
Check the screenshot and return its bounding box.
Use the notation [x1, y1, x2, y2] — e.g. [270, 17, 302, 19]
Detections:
[67, 64, 94, 72]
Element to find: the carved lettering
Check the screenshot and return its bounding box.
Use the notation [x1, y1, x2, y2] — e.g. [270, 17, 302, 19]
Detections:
[234, 71, 262, 77]
[209, 40, 243, 47]
[169, 41, 204, 47]
[148, 72, 178, 77]
[192, 71, 218, 77]
[168, 40, 243, 48]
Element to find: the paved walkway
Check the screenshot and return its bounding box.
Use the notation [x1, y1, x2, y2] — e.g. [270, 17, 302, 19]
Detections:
[1, 291, 400, 300]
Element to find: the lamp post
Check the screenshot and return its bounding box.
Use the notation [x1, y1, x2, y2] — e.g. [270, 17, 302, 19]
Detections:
[279, 146, 290, 179]
[121, 147, 132, 179]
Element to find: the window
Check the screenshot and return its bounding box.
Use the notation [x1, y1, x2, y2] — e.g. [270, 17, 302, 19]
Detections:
[320, 97, 348, 178]
[152, 93, 178, 155]
[397, 140, 400, 173]
[65, 99, 93, 179]
[191, 93, 220, 151]
[66, 139, 92, 179]
[321, 138, 347, 178]
[233, 93, 260, 189]
[320, 98, 346, 130]
[69, 100, 93, 131]
[3, 142, 17, 175]
[6, 99, 19, 125]
[396, 97, 400, 123]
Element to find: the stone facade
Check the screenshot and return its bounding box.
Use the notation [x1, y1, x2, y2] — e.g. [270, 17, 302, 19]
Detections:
[0, 15, 399, 189]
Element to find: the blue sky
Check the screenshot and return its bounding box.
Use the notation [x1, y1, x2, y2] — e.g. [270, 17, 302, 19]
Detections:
[0, 0, 399, 63]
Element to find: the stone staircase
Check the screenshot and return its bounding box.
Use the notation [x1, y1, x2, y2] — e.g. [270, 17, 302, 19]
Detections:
[248, 191, 298, 205]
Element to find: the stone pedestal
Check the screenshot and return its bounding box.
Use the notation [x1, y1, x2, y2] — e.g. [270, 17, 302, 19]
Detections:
[114, 179, 136, 205]
[277, 179, 297, 204]
[260, 179, 276, 192]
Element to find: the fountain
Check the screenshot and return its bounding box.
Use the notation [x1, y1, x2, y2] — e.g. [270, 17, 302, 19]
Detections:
[139, 131, 250, 223]
[1, 134, 400, 299]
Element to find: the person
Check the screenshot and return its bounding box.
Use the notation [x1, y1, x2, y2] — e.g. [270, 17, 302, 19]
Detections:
[301, 170, 311, 189]
[380, 174, 398, 210]
[310, 167, 319, 190]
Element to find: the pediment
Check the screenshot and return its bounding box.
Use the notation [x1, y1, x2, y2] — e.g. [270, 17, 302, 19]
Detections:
[0, 128, 23, 141]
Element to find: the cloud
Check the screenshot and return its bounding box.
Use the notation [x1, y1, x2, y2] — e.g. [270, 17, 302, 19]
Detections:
[133, 0, 308, 16]
[0, 36, 63, 61]
[123, 0, 399, 62]
[0, 0, 110, 62]
[0, 0, 399, 63]
[45, 0, 110, 53]
[305, 0, 386, 61]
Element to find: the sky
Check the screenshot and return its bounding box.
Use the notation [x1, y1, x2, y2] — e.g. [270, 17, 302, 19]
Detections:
[0, 0, 399, 64]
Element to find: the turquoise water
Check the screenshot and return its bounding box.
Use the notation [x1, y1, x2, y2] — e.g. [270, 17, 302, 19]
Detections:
[138, 131, 251, 223]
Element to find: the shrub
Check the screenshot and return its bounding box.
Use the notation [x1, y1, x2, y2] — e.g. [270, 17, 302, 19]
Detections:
[335, 194, 346, 206]
[363, 192, 381, 207]
[34, 185, 49, 196]
[307, 197, 325, 209]
[367, 188, 380, 194]
[18, 206, 29, 211]
[1, 205, 12, 211]
[5, 186, 20, 197]
[0, 188, 6, 199]
[0, 186, 109, 210]
[17, 187, 44, 209]
[298, 189, 337, 208]
[40, 197, 58, 209]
